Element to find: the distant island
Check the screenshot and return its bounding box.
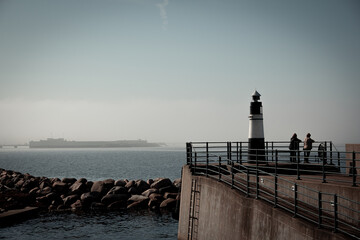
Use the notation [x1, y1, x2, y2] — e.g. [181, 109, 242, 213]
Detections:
[29, 138, 165, 148]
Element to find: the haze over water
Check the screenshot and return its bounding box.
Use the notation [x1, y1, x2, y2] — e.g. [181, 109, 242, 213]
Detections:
[0, 0, 359, 146]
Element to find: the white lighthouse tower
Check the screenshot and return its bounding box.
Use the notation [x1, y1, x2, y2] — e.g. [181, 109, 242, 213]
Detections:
[248, 90, 265, 161]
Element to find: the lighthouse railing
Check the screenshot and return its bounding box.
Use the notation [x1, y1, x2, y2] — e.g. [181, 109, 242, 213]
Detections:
[186, 141, 360, 239]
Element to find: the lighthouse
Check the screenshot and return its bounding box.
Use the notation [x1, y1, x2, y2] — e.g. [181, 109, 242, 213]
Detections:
[248, 90, 265, 161]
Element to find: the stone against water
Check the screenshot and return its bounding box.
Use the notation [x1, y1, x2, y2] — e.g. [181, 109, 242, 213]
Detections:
[69, 181, 87, 195]
[150, 178, 172, 189]
[107, 200, 127, 210]
[52, 182, 68, 194]
[62, 178, 77, 185]
[142, 188, 159, 197]
[114, 179, 126, 187]
[160, 198, 177, 209]
[128, 195, 148, 203]
[101, 194, 130, 206]
[63, 194, 79, 207]
[107, 186, 128, 195]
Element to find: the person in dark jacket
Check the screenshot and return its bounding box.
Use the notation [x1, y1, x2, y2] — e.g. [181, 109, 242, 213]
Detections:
[289, 133, 302, 162]
[303, 133, 315, 163]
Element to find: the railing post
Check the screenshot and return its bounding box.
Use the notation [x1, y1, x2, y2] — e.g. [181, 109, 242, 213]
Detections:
[274, 150, 278, 208]
[322, 149, 327, 183]
[296, 152, 301, 180]
[337, 152, 340, 168]
[246, 168, 250, 197]
[256, 150, 259, 199]
[293, 183, 298, 217]
[218, 156, 221, 181]
[330, 141, 333, 165]
[352, 151, 357, 187]
[236, 142, 239, 163]
[333, 194, 338, 233]
[206, 142, 209, 177]
[186, 143, 191, 166]
[239, 142, 242, 164]
[318, 191, 322, 228]
[194, 152, 197, 174]
[266, 142, 269, 162]
[231, 160, 234, 188]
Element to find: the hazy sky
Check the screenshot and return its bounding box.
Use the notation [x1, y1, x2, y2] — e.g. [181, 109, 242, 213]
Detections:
[0, 0, 359, 145]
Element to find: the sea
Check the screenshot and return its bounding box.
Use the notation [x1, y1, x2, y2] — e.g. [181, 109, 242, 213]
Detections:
[0, 145, 186, 240]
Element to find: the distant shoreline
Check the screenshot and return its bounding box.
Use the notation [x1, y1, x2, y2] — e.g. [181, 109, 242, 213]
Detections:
[28, 138, 165, 149]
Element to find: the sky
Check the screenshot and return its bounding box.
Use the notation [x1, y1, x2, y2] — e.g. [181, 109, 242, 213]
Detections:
[0, 0, 359, 146]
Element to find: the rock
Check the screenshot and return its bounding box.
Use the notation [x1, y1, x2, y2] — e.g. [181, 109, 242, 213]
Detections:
[149, 193, 164, 202]
[142, 188, 159, 197]
[107, 186, 128, 195]
[69, 181, 87, 195]
[91, 180, 113, 197]
[150, 178, 172, 189]
[164, 192, 178, 199]
[62, 178, 77, 185]
[39, 179, 51, 190]
[147, 179, 154, 186]
[39, 186, 52, 196]
[52, 182, 68, 193]
[101, 194, 130, 206]
[71, 199, 82, 211]
[29, 187, 39, 196]
[15, 179, 25, 189]
[107, 200, 127, 210]
[159, 185, 178, 195]
[125, 180, 135, 189]
[63, 194, 79, 207]
[160, 198, 177, 209]
[114, 179, 126, 187]
[173, 178, 181, 188]
[127, 198, 149, 210]
[128, 195, 148, 203]
[85, 181, 93, 192]
[90, 202, 106, 211]
[136, 180, 150, 193]
[128, 187, 140, 195]
[80, 192, 97, 206]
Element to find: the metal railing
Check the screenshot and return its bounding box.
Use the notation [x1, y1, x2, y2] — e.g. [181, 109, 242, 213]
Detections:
[186, 141, 360, 239]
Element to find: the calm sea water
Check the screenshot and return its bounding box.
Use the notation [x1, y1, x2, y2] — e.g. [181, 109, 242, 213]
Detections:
[0, 146, 185, 240]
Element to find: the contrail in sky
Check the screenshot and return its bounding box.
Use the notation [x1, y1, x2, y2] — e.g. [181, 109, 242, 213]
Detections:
[157, 0, 169, 30]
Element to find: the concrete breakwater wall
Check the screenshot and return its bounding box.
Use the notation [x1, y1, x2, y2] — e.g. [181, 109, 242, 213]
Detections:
[0, 168, 181, 222]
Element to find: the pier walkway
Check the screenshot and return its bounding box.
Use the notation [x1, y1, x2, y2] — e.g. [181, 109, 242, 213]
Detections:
[183, 141, 360, 239]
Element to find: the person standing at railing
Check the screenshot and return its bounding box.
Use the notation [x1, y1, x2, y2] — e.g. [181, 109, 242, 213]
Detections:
[303, 133, 315, 163]
[289, 133, 302, 162]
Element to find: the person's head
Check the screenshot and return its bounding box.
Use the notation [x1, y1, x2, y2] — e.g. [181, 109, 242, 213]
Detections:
[306, 133, 311, 138]
[292, 133, 297, 138]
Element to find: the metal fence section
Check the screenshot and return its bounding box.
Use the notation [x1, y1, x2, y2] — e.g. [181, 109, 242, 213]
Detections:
[186, 141, 360, 239]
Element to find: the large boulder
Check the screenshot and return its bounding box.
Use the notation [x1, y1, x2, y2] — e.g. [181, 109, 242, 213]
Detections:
[114, 179, 126, 187]
[63, 194, 79, 207]
[107, 200, 127, 210]
[128, 195, 148, 203]
[80, 192, 97, 206]
[69, 180, 87, 195]
[52, 182, 69, 194]
[160, 198, 177, 209]
[142, 188, 159, 197]
[107, 186, 128, 195]
[101, 194, 130, 206]
[150, 178, 172, 189]
[135, 180, 150, 193]
[62, 178, 77, 185]
[91, 181, 113, 196]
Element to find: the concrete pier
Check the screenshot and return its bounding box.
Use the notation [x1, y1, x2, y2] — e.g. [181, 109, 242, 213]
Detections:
[178, 165, 357, 240]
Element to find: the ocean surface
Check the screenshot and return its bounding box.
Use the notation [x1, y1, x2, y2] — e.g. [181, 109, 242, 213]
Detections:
[0, 146, 185, 240]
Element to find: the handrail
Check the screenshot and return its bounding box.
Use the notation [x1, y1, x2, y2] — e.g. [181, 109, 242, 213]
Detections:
[186, 141, 360, 239]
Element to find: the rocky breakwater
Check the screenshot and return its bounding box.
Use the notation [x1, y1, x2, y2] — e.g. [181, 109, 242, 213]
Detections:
[0, 168, 181, 216]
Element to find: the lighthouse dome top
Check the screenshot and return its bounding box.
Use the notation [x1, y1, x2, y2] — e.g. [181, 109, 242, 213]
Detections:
[252, 90, 261, 102]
